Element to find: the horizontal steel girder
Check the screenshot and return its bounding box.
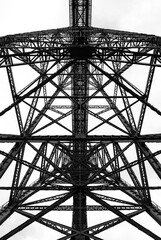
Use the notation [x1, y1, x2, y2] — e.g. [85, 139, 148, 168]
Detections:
[0, 134, 161, 142]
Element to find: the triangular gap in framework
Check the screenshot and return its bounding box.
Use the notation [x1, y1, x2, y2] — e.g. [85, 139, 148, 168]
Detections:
[95, 213, 159, 240]
[140, 107, 161, 134]
[87, 195, 117, 227]
[117, 142, 142, 183]
[0, 211, 66, 239]
[87, 78, 141, 135]
[87, 111, 128, 135]
[0, 160, 16, 204]
[11, 64, 39, 94]
[0, 68, 13, 111]
[143, 153, 161, 187]
[121, 63, 150, 94]
[148, 66, 161, 112]
[32, 114, 72, 135]
[86, 192, 142, 227]
[0, 108, 20, 134]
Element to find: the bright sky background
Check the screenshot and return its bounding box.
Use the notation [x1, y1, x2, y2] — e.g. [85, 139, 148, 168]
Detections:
[0, 0, 161, 240]
[0, 0, 161, 36]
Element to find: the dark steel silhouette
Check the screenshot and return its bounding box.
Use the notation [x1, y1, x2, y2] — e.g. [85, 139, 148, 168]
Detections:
[0, 0, 161, 239]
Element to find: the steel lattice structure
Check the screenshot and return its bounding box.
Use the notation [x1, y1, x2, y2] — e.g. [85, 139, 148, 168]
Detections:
[0, 0, 161, 239]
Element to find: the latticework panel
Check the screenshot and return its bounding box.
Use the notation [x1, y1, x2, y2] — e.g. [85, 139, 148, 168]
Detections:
[0, 16, 161, 240]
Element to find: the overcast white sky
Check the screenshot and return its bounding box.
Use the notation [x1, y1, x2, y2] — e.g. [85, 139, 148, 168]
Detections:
[0, 0, 161, 36]
[0, 0, 161, 240]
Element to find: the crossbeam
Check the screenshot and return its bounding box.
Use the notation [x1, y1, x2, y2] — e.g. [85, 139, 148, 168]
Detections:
[0, 134, 161, 142]
[0, 0, 161, 239]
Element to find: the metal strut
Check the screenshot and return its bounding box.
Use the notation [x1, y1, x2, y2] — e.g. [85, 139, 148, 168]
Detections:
[69, 2, 92, 238]
[0, 0, 161, 239]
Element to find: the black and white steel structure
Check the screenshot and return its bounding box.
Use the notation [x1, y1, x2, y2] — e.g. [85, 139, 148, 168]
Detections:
[0, 0, 161, 239]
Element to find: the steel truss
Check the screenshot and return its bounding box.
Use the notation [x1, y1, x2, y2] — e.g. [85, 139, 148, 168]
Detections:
[0, 0, 161, 239]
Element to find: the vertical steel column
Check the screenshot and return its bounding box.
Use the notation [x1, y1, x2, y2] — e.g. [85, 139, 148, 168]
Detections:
[71, 61, 89, 239]
[69, 0, 92, 27]
[69, 1, 91, 239]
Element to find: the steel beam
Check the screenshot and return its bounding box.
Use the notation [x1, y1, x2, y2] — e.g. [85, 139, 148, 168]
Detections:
[0, 134, 161, 142]
[0, 0, 161, 239]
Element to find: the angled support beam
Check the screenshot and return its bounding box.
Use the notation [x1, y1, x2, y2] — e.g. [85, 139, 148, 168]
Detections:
[84, 190, 161, 240]
[137, 49, 158, 133]
[87, 59, 161, 116]
[0, 59, 76, 117]
[16, 209, 79, 236]
[4, 49, 24, 134]
[82, 210, 144, 236]
[137, 142, 161, 180]
[27, 142, 76, 185]
[0, 190, 76, 240]
[0, 142, 25, 179]
[58, 234, 103, 240]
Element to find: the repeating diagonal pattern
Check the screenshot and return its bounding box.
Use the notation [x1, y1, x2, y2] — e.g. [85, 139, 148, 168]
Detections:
[0, 0, 161, 239]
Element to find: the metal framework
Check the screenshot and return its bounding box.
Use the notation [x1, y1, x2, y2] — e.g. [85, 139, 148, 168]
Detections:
[0, 0, 161, 239]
